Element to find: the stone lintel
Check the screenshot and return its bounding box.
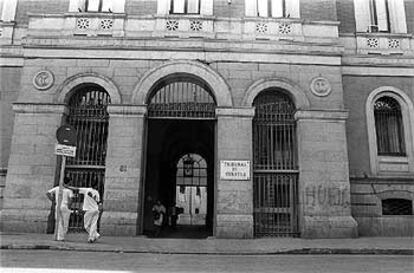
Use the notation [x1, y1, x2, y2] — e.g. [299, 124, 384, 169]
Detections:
[216, 107, 255, 118]
[107, 104, 147, 116]
[12, 103, 66, 114]
[295, 109, 348, 121]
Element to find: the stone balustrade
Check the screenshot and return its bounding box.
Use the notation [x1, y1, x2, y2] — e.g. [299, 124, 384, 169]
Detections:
[26, 13, 339, 43]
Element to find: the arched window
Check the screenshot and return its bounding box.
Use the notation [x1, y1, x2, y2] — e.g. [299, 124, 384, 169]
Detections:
[252, 89, 299, 237]
[175, 153, 207, 225]
[374, 96, 405, 156]
[147, 77, 216, 119]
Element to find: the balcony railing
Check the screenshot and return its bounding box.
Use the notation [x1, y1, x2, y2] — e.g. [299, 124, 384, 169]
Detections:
[26, 13, 339, 43]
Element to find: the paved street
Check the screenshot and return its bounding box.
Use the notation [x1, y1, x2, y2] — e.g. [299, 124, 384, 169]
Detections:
[1, 250, 413, 273]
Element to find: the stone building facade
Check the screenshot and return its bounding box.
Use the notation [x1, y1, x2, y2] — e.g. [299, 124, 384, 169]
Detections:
[0, 0, 413, 238]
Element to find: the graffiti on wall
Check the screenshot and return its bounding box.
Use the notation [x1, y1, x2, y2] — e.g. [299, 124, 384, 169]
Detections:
[304, 185, 350, 207]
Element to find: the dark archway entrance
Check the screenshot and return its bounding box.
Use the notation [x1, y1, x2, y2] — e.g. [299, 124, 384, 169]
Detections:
[143, 75, 216, 238]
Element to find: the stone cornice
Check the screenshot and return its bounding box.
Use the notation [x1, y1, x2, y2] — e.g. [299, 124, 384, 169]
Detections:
[295, 109, 348, 121]
[107, 105, 147, 116]
[12, 103, 66, 114]
[342, 56, 414, 67]
[22, 37, 343, 57]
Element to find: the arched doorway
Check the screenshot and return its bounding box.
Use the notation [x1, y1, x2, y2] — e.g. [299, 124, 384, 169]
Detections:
[64, 84, 110, 232]
[143, 75, 215, 238]
[252, 89, 299, 237]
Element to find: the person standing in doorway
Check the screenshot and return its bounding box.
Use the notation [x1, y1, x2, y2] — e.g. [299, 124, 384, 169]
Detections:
[46, 177, 74, 242]
[65, 180, 102, 243]
[152, 200, 166, 237]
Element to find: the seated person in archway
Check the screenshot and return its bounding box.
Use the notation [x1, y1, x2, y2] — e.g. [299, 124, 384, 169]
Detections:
[152, 200, 166, 237]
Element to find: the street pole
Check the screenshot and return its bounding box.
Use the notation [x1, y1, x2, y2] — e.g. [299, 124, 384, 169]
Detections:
[54, 155, 66, 241]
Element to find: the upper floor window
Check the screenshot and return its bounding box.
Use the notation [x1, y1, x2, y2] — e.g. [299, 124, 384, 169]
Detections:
[157, 0, 212, 15]
[69, 0, 125, 13]
[374, 96, 405, 156]
[354, 0, 407, 33]
[170, 0, 200, 14]
[245, 0, 300, 18]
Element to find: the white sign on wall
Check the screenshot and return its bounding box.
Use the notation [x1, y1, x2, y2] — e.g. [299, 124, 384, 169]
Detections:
[55, 144, 76, 157]
[220, 160, 250, 180]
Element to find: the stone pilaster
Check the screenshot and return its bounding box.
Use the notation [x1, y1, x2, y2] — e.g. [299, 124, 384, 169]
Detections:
[215, 107, 255, 238]
[100, 105, 147, 236]
[1, 103, 66, 233]
[295, 110, 358, 238]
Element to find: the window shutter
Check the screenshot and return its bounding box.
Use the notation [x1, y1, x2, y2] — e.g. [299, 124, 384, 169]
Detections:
[354, 0, 371, 32]
[257, 0, 269, 17]
[285, 0, 299, 18]
[388, 0, 407, 33]
[87, 0, 100, 11]
[173, 0, 186, 13]
[101, 0, 113, 12]
[375, 0, 388, 31]
[111, 0, 125, 12]
[188, 0, 199, 13]
[200, 0, 213, 15]
[245, 0, 257, 16]
[271, 0, 284, 17]
[1, 0, 17, 21]
[157, 0, 170, 14]
[69, 0, 84, 12]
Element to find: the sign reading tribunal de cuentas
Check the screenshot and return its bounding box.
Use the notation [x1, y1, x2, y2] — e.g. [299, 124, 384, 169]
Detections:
[220, 160, 250, 180]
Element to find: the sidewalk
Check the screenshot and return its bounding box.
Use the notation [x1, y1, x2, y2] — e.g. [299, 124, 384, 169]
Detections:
[1, 232, 413, 255]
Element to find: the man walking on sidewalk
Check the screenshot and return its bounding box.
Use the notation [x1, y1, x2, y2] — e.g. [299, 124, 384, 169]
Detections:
[66, 180, 103, 243]
[46, 177, 74, 242]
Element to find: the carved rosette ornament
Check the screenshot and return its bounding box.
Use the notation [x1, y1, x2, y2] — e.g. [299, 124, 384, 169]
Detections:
[310, 76, 331, 97]
[33, 70, 54, 90]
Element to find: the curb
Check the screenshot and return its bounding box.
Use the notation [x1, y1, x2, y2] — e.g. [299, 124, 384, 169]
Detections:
[2, 245, 413, 255]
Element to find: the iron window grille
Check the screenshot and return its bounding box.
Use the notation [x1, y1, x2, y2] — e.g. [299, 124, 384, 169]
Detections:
[374, 96, 406, 156]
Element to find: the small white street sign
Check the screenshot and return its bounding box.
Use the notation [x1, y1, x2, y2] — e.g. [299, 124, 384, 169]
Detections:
[220, 160, 250, 180]
[55, 143, 76, 157]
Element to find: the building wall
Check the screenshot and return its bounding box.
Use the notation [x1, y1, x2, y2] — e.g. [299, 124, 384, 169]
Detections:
[336, 0, 355, 33]
[1, 0, 412, 237]
[300, 0, 337, 21]
[0, 67, 21, 209]
[343, 76, 413, 178]
[344, 76, 414, 236]
[15, 0, 68, 25]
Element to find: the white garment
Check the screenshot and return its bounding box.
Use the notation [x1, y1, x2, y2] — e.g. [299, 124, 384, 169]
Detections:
[84, 209, 100, 241]
[48, 186, 73, 241]
[78, 188, 100, 211]
[48, 187, 73, 209]
[78, 188, 100, 241]
[152, 204, 166, 226]
[55, 207, 72, 241]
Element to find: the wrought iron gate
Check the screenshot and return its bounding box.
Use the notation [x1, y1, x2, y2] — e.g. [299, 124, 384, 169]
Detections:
[253, 90, 299, 237]
[148, 78, 216, 119]
[65, 85, 110, 232]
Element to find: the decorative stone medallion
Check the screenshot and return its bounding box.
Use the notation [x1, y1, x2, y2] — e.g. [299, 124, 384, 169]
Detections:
[33, 70, 54, 90]
[310, 77, 331, 97]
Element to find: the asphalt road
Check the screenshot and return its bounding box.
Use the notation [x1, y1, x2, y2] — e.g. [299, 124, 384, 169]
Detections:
[1, 250, 413, 273]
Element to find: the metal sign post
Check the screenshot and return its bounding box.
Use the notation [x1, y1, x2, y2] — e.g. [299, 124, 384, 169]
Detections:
[54, 155, 66, 241]
[54, 125, 77, 241]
